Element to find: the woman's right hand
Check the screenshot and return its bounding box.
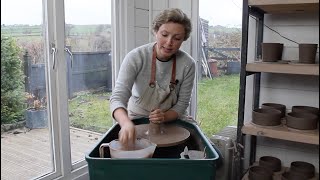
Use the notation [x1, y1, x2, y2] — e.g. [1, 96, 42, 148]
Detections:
[118, 120, 136, 145]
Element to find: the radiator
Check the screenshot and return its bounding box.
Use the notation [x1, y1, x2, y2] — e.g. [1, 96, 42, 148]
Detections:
[210, 126, 237, 180]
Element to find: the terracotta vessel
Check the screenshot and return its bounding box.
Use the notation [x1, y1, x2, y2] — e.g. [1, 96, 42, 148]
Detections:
[286, 112, 318, 130]
[290, 161, 315, 178]
[262, 43, 283, 62]
[252, 108, 282, 126]
[299, 43, 318, 64]
[248, 166, 273, 180]
[262, 103, 286, 118]
[259, 156, 282, 172]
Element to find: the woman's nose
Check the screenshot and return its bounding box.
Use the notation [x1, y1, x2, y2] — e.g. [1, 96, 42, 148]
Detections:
[166, 38, 173, 45]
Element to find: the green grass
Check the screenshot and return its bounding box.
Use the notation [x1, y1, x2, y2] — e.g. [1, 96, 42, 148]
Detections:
[68, 91, 113, 133]
[197, 75, 240, 136]
[68, 75, 240, 135]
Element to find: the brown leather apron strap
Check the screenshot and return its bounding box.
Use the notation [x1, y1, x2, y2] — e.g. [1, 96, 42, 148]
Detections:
[149, 44, 177, 91]
[169, 56, 176, 91]
[149, 46, 157, 88]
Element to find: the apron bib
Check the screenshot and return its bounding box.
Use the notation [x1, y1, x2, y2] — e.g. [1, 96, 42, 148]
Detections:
[128, 45, 177, 119]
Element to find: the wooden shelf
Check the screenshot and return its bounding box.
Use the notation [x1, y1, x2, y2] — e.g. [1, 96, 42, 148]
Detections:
[248, 0, 319, 14]
[246, 62, 319, 75]
[242, 122, 319, 145]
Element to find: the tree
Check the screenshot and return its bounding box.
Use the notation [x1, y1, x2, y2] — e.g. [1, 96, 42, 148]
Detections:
[1, 36, 26, 124]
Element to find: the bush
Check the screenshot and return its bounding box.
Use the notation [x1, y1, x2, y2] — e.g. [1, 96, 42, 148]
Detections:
[1, 36, 26, 124]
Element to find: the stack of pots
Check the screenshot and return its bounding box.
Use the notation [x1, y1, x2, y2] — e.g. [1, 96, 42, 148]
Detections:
[286, 105, 319, 130]
[252, 103, 285, 126]
[281, 161, 316, 180]
[252, 103, 319, 130]
[248, 156, 282, 180]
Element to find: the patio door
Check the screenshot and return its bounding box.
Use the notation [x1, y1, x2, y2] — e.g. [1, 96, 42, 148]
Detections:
[1, 0, 112, 179]
[44, 0, 112, 178]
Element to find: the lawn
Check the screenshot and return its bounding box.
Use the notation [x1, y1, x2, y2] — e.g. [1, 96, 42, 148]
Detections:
[68, 74, 240, 136]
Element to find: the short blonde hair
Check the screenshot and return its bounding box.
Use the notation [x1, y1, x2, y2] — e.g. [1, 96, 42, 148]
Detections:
[152, 8, 192, 41]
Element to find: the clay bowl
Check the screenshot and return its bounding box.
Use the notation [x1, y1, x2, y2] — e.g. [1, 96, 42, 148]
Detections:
[286, 112, 318, 130]
[248, 166, 273, 180]
[281, 171, 308, 180]
[292, 105, 319, 117]
[259, 156, 282, 172]
[252, 108, 282, 126]
[290, 161, 315, 179]
[262, 103, 286, 118]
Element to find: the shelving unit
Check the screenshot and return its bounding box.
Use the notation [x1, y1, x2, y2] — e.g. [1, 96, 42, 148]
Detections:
[234, 0, 319, 179]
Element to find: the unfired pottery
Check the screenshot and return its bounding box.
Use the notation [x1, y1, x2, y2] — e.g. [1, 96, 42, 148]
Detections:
[252, 108, 282, 126]
[286, 112, 318, 130]
[290, 161, 315, 179]
[261, 43, 283, 62]
[262, 103, 286, 118]
[248, 166, 273, 180]
[259, 156, 282, 172]
[281, 171, 308, 180]
[292, 105, 319, 117]
[299, 43, 318, 64]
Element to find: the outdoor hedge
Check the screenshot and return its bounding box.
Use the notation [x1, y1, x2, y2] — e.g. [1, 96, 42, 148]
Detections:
[1, 36, 25, 124]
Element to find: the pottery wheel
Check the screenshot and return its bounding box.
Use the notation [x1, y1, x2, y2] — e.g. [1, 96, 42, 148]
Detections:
[135, 124, 190, 147]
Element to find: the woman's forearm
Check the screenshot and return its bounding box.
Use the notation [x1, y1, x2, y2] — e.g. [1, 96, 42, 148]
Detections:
[113, 108, 131, 126]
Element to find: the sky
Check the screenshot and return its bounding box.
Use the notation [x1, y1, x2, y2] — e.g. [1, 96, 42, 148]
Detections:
[1, 0, 242, 27]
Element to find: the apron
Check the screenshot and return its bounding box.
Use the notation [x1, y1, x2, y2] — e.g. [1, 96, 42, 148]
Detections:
[128, 45, 178, 119]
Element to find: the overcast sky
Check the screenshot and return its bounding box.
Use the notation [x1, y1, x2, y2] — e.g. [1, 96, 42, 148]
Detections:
[1, 0, 242, 27]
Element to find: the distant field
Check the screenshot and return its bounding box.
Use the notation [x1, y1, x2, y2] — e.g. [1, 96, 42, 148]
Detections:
[1, 24, 111, 37]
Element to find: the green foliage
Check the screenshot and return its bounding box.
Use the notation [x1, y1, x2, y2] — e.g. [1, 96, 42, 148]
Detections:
[1, 36, 26, 124]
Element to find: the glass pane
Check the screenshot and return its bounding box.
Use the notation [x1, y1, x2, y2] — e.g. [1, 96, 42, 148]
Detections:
[198, 0, 242, 136]
[1, 0, 54, 179]
[64, 0, 113, 164]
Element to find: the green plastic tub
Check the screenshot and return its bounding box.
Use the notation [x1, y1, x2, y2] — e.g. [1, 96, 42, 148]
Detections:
[85, 118, 219, 180]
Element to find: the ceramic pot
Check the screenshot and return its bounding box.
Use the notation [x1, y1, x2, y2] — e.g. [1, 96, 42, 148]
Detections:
[299, 43, 318, 64]
[262, 103, 286, 118]
[262, 43, 283, 62]
[290, 161, 315, 178]
[286, 112, 318, 130]
[248, 166, 273, 180]
[259, 156, 282, 172]
[292, 105, 319, 117]
[281, 171, 308, 180]
[252, 108, 282, 126]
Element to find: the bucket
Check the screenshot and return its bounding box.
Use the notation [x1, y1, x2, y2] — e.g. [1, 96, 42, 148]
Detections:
[262, 43, 283, 62]
[299, 43, 318, 64]
[99, 138, 157, 158]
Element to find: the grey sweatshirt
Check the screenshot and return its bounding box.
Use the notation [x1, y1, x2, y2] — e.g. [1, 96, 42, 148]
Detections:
[110, 42, 196, 119]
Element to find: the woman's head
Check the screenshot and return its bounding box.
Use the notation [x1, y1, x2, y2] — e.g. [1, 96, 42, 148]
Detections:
[152, 8, 192, 41]
[152, 8, 192, 61]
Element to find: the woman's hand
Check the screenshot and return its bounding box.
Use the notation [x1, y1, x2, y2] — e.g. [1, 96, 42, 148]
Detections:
[118, 120, 136, 146]
[149, 108, 165, 124]
[113, 108, 136, 146]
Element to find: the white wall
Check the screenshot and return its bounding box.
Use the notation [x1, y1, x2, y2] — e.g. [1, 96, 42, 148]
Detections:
[245, 12, 319, 172]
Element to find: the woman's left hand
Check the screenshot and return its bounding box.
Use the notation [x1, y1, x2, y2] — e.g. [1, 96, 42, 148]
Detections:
[149, 108, 165, 124]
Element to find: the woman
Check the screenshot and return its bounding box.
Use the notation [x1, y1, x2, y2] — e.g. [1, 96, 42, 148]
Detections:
[110, 8, 196, 145]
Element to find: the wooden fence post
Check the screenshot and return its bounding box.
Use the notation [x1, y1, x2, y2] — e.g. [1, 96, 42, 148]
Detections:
[23, 50, 31, 93]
